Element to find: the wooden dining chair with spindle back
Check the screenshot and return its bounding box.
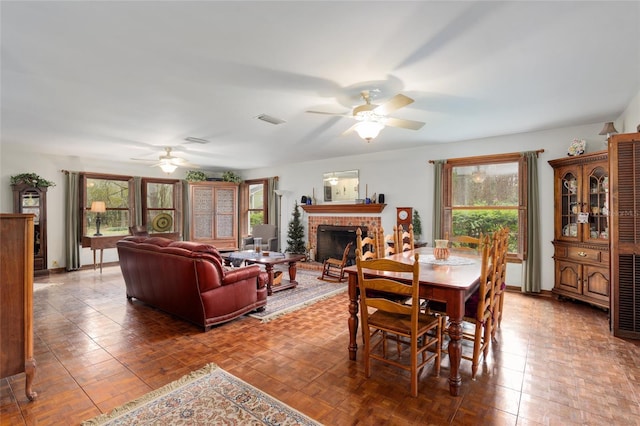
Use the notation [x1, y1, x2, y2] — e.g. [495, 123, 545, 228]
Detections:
[356, 227, 378, 261]
[490, 227, 510, 341]
[397, 224, 415, 252]
[356, 249, 442, 397]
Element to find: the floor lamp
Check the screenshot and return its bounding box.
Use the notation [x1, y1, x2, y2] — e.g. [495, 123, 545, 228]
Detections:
[274, 189, 288, 252]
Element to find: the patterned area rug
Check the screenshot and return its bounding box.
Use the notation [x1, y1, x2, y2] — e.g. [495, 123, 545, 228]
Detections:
[82, 363, 321, 425]
[249, 268, 347, 322]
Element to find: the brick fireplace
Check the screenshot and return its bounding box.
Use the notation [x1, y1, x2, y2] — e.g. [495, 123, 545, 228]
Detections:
[308, 215, 381, 262]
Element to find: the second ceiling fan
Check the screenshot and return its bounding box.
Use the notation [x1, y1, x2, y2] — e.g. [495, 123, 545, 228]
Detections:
[307, 90, 425, 141]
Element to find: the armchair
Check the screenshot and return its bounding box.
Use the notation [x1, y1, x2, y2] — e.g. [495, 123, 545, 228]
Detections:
[242, 224, 278, 252]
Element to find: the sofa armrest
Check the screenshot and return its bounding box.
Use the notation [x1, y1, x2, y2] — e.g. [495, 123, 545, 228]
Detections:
[222, 264, 261, 285]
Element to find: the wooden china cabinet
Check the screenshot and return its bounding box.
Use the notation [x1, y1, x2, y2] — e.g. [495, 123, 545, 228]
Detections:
[188, 181, 239, 250]
[12, 183, 48, 275]
[548, 150, 609, 309]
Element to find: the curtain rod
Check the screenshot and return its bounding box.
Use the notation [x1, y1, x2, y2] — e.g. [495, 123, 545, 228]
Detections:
[428, 149, 545, 164]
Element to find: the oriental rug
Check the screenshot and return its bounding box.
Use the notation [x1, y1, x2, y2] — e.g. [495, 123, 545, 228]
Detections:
[248, 268, 347, 322]
[82, 363, 321, 425]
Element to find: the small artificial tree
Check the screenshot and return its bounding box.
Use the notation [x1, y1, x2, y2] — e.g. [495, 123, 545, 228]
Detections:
[286, 202, 306, 254]
[412, 209, 423, 240]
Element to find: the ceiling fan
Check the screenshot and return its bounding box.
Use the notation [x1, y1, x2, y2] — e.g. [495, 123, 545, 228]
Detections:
[132, 147, 194, 174]
[307, 90, 425, 141]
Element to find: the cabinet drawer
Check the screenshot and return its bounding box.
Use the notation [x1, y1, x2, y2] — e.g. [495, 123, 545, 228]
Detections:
[564, 246, 607, 264]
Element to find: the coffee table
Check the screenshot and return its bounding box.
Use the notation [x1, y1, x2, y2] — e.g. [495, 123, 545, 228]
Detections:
[222, 251, 306, 295]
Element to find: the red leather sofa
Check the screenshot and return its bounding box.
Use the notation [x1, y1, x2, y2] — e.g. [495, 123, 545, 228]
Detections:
[117, 236, 267, 330]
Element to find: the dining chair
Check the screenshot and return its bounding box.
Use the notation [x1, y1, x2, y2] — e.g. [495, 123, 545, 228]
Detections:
[397, 224, 415, 252]
[427, 232, 495, 380]
[356, 250, 442, 397]
[449, 234, 481, 253]
[356, 227, 378, 261]
[490, 227, 510, 340]
[374, 226, 397, 258]
[319, 241, 353, 282]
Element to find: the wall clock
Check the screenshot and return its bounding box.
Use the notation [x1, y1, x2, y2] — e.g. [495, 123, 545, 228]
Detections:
[396, 207, 413, 231]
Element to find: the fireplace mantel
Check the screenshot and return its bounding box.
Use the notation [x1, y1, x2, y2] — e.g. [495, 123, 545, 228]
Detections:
[301, 204, 386, 214]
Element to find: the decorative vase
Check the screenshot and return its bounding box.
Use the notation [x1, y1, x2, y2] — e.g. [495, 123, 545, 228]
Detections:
[433, 239, 450, 260]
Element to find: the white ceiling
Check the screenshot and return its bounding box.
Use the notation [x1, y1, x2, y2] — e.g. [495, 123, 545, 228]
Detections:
[2, 1, 639, 171]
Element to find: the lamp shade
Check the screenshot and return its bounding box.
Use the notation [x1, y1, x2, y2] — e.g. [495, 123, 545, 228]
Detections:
[159, 161, 178, 174]
[90, 201, 106, 213]
[355, 121, 384, 142]
[598, 122, 618, 136]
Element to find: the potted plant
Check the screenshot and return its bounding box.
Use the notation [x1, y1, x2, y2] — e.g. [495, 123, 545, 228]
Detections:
[185, 170, 208, 182]
[10, 172, 56, 188]
[222, 171, 241, 183]
[412, 209, 423, 241]
[286, 202, 306, 254]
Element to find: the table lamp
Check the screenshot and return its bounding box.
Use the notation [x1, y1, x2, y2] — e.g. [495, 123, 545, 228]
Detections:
[91, 201, 106, 236]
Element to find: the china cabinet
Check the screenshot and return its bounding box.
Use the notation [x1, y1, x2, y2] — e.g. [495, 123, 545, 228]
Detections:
[609, 132, 640, 338]
[0, 214, 37, 400]
[548, 150, 609, 309]
[188, 181, 238, 249]
[12, 183, 48, 274]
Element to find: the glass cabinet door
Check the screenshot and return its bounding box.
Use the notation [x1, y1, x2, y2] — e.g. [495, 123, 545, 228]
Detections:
[560, 171, 579, 240]
[585, 166, 608, 242]
[20, 189, 43, 256]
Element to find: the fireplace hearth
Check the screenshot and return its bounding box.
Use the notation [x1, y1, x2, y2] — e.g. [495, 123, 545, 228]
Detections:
[316, 225, 365, 265]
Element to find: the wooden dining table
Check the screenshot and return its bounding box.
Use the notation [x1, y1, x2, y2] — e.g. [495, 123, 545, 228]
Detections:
[343, 247, 482, 397]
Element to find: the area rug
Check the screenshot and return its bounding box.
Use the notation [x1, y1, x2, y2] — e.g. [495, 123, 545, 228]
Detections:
[82, 363, 321, 425]
[249, 268, 347, 322]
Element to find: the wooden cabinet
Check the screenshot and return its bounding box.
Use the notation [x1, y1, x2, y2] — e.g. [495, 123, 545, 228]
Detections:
[12, 184, 48, 274]
[0, 214, 37, 400]
[609, 132, 640, 338]
[548, 151, 609, 309]
[189, 181, 238, 249]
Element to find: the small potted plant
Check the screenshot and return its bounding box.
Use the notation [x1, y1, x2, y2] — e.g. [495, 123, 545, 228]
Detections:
[185, 170, 208, 182]
[222, 171, 241, 183]
[10, 172, 56, 188]
[412, 210, 423, 241]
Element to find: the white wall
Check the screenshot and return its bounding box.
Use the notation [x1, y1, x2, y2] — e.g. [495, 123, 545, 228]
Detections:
[0, 118, 629, 290]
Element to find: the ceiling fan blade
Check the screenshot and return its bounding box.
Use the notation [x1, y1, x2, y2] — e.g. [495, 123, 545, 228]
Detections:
[341, 123, 359, 135]
[373, 94, 414, 116]
[306, 110, 351, 118]
[384, 117, 425, 130]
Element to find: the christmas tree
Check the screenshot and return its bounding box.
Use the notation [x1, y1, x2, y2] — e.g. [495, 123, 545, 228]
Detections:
[286, 202, 306, 254]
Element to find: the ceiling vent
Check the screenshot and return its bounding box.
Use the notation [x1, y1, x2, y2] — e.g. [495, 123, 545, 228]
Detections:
[256, 114, 286, 125]
[184, 137, 210, 144]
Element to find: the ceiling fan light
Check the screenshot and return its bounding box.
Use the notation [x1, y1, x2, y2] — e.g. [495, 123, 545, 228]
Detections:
[355, 121, 384, 142]
[159, 161, 178, 174]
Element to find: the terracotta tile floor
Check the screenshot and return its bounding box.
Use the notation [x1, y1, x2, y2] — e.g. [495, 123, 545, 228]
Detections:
[2, 265, 640, 425]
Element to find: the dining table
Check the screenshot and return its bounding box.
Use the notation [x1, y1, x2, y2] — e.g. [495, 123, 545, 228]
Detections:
[343, 246, 482, 397]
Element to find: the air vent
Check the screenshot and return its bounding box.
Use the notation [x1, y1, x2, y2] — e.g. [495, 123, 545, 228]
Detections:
[184, 137, 210, 144]
[255, 114, 286, 125]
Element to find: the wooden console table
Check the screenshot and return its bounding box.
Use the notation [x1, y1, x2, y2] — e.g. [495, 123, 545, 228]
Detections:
[82, 233, 180, 273]
[82, 236, 122, 273]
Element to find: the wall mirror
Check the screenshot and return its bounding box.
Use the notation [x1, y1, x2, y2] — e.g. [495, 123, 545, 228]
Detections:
[323, 170, 359, 202]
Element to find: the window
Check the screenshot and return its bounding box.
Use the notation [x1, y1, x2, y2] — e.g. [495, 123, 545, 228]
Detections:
[245, 179, 268, 232]
[82, 174, 133, 237]
[142, 178, 182, 235]
[443, 153, 527, 260]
